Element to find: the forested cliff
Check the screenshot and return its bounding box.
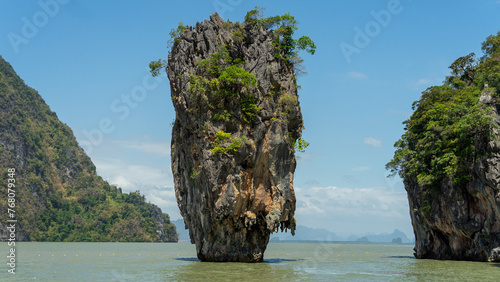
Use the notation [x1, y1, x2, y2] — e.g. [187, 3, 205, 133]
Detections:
[0, 56, 177, 242]
[388, 32, 500, 261]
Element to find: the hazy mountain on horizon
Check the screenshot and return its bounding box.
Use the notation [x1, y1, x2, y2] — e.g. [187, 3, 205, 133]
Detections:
[350, 229, 413, 243]
[173, 219, 191, 242]
[270, 225, 414, 243]
[173, 218, 414, 243]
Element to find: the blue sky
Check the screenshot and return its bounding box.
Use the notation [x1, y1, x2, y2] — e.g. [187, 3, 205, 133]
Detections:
[1, 0, 499, 238]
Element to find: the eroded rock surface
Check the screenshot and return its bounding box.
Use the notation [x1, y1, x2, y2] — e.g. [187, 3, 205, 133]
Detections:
[167, 13, 302, 262]
[408, 88, 500, 261]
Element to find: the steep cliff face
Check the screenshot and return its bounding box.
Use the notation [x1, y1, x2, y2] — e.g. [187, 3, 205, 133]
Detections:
[0, 56, 178, 242]
[407, 88, 500, 262]
[167, 13, 304, 262]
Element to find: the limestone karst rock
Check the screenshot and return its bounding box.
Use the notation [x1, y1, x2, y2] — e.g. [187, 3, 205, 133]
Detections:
[407, 88, 500, 261]
[167, 13, 305, 262]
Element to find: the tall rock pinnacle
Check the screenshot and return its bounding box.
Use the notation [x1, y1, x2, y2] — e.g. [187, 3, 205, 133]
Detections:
[166, 12, 308, 262]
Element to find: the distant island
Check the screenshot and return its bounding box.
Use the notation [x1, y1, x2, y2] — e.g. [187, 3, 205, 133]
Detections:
[173, 219, 413, 244]
[270, 226, 413, 244]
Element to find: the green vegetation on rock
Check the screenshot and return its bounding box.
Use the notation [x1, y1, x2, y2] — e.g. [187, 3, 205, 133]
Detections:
[387, 32, 500, 213]
[291, 137, 310, 153]
[167, 22, 187, 48]
[151, 7, 314, 162]
[188, 47, 259, 124]
[244, 6, 316, 64]
[0, 56, 178, 242]
[210, 130, 242, 156]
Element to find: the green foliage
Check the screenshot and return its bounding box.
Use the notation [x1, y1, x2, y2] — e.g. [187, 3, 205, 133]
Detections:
[149, 59, 167, 77]
[232, 29, 245, 42]
[215, 130, 232, 142]
[244, 7, 316, 64]
[279, 93, 298, 105]
[387, 33, 500, 192]
[446, 53, 477, 87]
[198, 47, 232, 76]
[445, 32, 500, 92]
[243, 7, 261, 25]
[240, 94, 259, 124]
[481, 32, 500, 58]
[189, 47, 260, 124]
[190, 167, 199, 179]
[387, 85, 495, 186]
[218, 65, 257, 91]
[227, 138, 242, 155]
[291, 137, 310, 153]
[150, 22, 188, 77]
[296, 36, 317, 55]
[167, 22, 187, 48]
[210, 146, 227, 155]
[213, 110, 232, 122]
[476, 32, 500, 91]
[210, 130, 242, 155]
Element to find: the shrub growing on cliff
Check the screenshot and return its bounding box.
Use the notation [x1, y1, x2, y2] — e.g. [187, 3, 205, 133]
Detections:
[167, 22, 187, 48]
[210, 130, 242, 156]
[291, 137, 309, 153]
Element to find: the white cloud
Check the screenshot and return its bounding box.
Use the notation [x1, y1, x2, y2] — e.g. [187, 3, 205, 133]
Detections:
[294, 186, 411, 236]
[111, 137, 170, 157]
[94, 158, 173, 189]
[352, 166, 371, 172]
[347, 71, 368, 80]
[415, 78, 431, 86]
[363, 137, 382, 148]
[410, 78, 435, 91]
[386, 109, 412, 118]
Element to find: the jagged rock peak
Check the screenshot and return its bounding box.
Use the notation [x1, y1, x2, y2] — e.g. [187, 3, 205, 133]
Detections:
[167, 12, 304, 262]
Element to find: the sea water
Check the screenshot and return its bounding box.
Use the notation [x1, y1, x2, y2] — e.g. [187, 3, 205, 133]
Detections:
[1, 242, 499, 281]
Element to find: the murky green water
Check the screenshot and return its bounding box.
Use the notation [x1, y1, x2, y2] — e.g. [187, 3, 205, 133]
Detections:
[1, 242, 499, 281]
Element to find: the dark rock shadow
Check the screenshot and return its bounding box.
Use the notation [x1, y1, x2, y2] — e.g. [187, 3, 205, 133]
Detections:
[386, 256, 415, 259]
[264, 258, 303, 264]
[175, 257, 201, 262]
[174, 257, 302, 263]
